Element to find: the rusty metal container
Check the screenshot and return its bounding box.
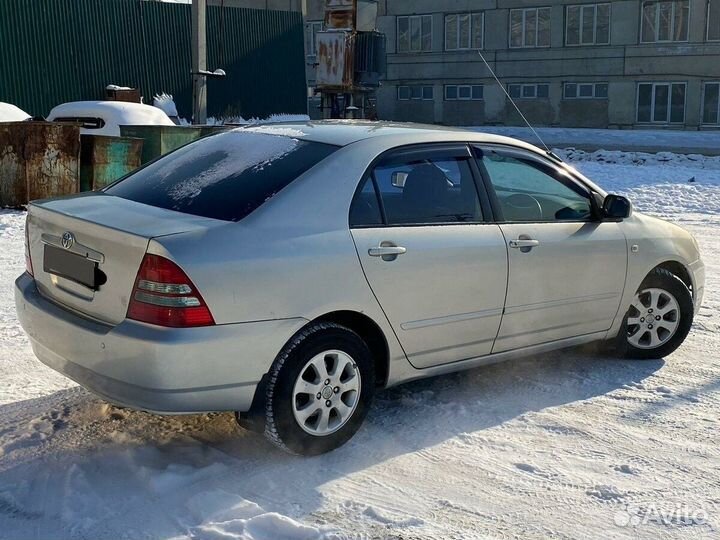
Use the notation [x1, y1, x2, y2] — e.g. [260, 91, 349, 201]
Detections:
[324, 0, 377, 31]
[80, 135, 143, 191]
[105, 87, 142, 103]
[0, 122, 81, 207]
[119, 125, 204, 164]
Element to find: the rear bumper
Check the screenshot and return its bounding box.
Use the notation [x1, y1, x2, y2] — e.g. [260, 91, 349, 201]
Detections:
[15, 273, 308, 414]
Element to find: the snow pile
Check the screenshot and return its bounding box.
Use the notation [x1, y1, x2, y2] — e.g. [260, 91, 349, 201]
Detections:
[153, 93, 179, 119]
[206, 113, 310, 126]
[0, 102, 30, 122]
[557, 148, 720, 218]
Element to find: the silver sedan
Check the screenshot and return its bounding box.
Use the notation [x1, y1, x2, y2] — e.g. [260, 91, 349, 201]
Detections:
[15, 122, 705, 455]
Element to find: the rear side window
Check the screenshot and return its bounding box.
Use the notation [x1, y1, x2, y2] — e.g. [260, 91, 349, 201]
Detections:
[350, 150, 483, 226]
[106, 131, 337, 222]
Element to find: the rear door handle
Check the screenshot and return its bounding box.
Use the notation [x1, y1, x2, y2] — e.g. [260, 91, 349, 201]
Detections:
[368, 246, 407, 257]
[509, 239, 540, 251]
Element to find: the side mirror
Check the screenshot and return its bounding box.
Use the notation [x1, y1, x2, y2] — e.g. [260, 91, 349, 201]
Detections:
[391, 171, 408, 188]
[602, 194, 632, 220]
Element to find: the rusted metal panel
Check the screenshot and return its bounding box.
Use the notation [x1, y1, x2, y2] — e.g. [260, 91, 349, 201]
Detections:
[316, 31, 354, 89]
[325, 0, 355, 30]
[324, 0, 377, 31]
[0, 122, 80, 206]
[0, 124, 26, 207]
[80, 135, 143, 191]
[24, 123, 81, 201]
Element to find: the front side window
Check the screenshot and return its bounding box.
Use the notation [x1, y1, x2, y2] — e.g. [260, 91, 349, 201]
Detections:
[397, 15, 433, 53]
[641, 1, 689, 42]
[510, 7, 551, 48]
[480, 150, 593, 222]
[637, 82, 686, 123]
[445, 12, 484, 50]
[106, 131, 338, 222]
[702, 82, 720, 124]
[564, 82, 609, 99]
[350, 153, 483, 226]
[566, 4, 611, 45]
[508, 83, 550, 99]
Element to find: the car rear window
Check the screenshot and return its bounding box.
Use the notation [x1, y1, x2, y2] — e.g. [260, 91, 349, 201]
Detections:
[105, 130, 338, 222]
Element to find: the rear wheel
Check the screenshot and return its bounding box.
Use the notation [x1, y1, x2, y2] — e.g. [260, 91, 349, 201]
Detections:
[262, 322, 375, 455]
[619, 268, 693, 359]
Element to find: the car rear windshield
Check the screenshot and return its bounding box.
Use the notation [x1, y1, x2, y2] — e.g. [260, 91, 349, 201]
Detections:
[105, 130, 338, 222]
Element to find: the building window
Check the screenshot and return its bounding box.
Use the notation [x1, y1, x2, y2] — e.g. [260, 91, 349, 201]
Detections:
[445, 85, 484, 100]
[305, 21, 323, 57]
[566, 4, 611, 45]
[702, 82, 720, 124]
[709, 0, 720, 40]
[510, 7, 551, 48]
[637, 82, 686, 123]
[508, 83, 550, 99]
[445, 13, 484, 50]
[398, 85, 434, 101]
[641, 1, 689, 43]
[564, 82, 609, 99]
[397, 15, 433, 53]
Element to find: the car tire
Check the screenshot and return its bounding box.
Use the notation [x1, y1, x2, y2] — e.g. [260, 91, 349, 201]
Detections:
[262, 321, 375, 456]
[616, 267, 694, 360]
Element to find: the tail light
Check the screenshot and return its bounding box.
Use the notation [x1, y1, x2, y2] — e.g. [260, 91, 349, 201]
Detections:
[25, 218, 33, 276]
[127, 254, 215, 328]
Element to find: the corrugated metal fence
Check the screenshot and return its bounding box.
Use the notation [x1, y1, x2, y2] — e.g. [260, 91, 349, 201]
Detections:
[0, 0, 306, 119]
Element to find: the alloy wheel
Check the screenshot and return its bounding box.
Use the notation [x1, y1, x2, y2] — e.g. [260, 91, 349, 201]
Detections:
[626, 287, 681, 350]
[292, 349, 361, 436]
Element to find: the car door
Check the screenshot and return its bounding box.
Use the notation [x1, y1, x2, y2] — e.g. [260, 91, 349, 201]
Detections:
[474, 145, 628, 353]
[349, 144, 508, 368]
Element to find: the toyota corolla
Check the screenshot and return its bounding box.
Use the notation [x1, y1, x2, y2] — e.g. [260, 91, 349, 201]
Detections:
[15, 122, 704, 455]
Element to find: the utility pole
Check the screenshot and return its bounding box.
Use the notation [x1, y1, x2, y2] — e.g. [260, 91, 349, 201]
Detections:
[191, 0, 207, 124]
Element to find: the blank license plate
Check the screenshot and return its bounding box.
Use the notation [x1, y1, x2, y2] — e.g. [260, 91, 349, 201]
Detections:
[43, 245, 98, 290]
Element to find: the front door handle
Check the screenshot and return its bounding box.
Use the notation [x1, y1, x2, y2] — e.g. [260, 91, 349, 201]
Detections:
[509, 238, 540, 253]
[368, 243, 406, 261]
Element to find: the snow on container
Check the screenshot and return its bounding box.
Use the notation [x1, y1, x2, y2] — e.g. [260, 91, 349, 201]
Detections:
[0, 102, 31, 122]
[47, 101, 174, 137]
[80, 135, 143, 191]
[0, 122, 80, 207]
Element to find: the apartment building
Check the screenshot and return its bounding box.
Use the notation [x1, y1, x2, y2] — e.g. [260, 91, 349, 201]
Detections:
[304, 0, 720, 129]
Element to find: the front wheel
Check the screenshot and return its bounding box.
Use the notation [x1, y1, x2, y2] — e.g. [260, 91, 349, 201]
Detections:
[620, 268, 694, 359]
[262, 322, 375, 455]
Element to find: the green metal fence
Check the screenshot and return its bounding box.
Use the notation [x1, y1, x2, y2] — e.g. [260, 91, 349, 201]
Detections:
[0, 0, 306, 119]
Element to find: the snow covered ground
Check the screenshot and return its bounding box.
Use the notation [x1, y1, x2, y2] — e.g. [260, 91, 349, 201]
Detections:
[472, 126, 720, 155]
[1, 148, 719, 539]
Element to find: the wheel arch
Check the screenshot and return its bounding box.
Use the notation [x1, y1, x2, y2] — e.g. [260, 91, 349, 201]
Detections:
[649, 260, 694, 297]
[313, 310, 390, 388]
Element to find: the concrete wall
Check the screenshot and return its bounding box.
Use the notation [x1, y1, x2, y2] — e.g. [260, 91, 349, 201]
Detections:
[304, 0, 720, 129]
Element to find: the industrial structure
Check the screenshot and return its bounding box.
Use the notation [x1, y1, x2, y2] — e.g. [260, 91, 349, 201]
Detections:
[311, 0, 386, 119]
[304, 0, 720, 129]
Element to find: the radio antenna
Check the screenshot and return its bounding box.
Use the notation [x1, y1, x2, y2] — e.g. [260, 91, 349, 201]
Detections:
[477, 51, 552, 155]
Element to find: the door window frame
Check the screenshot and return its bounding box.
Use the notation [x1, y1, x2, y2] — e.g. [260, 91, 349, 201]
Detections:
[471, 144, 602, 223]
[349, 143, 494, 229]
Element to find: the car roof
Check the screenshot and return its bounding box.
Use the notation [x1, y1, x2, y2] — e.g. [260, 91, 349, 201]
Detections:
[238, 120, 539, 149]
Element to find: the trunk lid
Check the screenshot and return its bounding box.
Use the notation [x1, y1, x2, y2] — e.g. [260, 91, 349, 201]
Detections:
[27, 192, 222, 325]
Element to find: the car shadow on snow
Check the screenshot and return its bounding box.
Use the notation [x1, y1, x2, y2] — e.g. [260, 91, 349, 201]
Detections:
[0, 348, 664, 538]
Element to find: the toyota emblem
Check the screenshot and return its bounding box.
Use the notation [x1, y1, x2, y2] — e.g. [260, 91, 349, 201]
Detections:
[61, 232, 75, 250]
